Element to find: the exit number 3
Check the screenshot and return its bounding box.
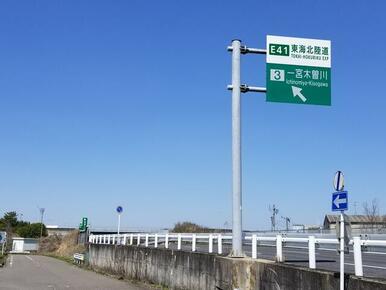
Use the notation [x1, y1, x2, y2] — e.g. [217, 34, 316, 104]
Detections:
[270, 69, 285, 81]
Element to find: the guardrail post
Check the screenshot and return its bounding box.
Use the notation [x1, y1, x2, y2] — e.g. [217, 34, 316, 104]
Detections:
[130, 234, 133, 245]
[177, 234, 182, 250]
[137, 234, 141, 246]
[123, 234, 127, 245]
[112, 235, 115, 244]
[252, 234, 257, 259]
[145, 234, 149, 247]
[104, 235, 107, 244]
[218, 234, 222, 254]
[353, 237, 363, 277]
[276, 235, 283, 262]
[209, 234, 213, 253]
[308, 236, 316, 269]
[165, 234, 169, 249]
[192, 234, 196, 252]
[155, 234, 158, 248]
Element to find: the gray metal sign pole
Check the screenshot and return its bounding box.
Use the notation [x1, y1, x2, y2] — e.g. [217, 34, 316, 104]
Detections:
[228, 40, 266, 257]
[231, 39, 242, 256]
[340, 212, 345, 290]
[118, 214, 121, 235]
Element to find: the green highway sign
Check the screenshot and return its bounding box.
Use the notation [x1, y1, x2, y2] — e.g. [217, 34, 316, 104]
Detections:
[79, 217, 88, 232]
[266, 35, 331, 106]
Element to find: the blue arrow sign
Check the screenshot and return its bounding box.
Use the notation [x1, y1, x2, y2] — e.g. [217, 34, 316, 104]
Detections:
[332, 191, 348, 211]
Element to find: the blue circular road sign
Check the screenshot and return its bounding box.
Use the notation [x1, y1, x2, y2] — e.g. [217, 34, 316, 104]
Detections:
[116, 206, 123, 213]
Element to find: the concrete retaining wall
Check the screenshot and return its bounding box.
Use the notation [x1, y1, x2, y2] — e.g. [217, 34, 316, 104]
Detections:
[89, 244, 386, 290]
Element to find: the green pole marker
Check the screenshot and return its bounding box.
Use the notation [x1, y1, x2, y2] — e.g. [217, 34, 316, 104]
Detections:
[266, 35, 331, 106]
[82, 217, 88, 228]
[79, 217, 88, 232]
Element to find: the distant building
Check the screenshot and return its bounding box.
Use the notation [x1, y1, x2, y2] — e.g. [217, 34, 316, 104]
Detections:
[46, 225, 76, 236]
[323, 215, 386, 230]
[291, 224, 305, 232]
[292, 224, 321, 232]
[11, 237, 39, 253]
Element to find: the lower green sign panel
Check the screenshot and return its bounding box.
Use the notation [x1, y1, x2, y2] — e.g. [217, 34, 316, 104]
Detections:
[266, 64, 331, 106]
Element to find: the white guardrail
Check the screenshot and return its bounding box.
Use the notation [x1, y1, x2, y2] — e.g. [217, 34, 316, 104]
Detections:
[89, 233, 386, 277]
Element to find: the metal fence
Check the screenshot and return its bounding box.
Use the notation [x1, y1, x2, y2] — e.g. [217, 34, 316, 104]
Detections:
[89, 233, 386, 277]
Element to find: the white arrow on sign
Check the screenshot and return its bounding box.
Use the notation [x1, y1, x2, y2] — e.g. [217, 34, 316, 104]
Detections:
[333, 195, 346, 208]
[291, 86, 307, 102]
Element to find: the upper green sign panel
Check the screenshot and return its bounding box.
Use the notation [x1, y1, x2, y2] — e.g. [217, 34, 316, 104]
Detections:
[266, 35, 331, 106]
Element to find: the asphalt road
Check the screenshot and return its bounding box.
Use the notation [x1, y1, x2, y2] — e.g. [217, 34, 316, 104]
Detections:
[0, 254, 152, 290]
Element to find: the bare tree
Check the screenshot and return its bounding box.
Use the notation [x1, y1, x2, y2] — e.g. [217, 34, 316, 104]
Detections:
[363, 199, 380, 232]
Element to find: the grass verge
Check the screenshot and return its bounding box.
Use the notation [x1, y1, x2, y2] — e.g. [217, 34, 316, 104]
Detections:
[41, 252, 74, 264]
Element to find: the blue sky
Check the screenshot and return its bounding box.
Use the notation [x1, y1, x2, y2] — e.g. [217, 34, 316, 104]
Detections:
[1, 0, 385, 230]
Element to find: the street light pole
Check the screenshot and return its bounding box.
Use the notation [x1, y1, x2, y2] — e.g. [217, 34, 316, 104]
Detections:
[39, 208, 45, 238]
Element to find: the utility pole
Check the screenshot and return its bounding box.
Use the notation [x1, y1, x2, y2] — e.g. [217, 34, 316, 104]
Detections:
[281, 216, 291, 231]
[269, 205, 279, 231]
